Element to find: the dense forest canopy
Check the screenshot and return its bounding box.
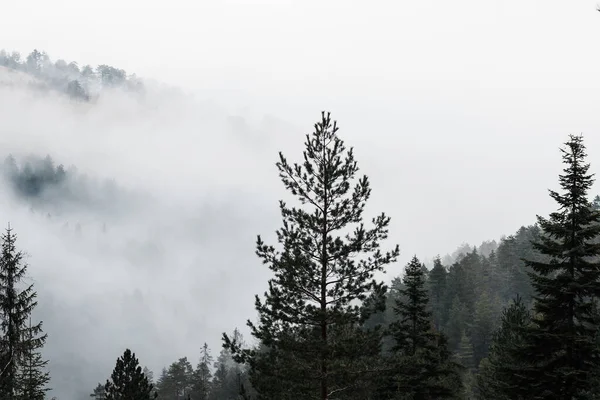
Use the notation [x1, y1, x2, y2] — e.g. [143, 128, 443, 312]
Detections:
[2, 121, 600, 399]
[1, 44, 600, 399]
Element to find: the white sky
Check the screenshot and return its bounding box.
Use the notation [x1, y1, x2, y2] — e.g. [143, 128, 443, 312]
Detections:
[2, 0, 600, 396]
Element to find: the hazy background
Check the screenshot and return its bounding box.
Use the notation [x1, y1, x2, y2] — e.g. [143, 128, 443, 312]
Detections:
[1, 0, 600, 398]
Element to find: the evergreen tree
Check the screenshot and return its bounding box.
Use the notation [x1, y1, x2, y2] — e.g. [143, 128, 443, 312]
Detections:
[0, 226, 49, 399]
[520, 134, 600, 398]
[142, 367, 158, 399]
[428, 256, 447, 331]
[191, 343, 212, 400]
[17, 317, 50, 400]
[592, 194, 600, 210]
[383, 256, 461, 399]
[90, 382, 106, 399]
[223, 112, 399, 399]
[475, 295, 531, 400]
[155, 368, 171, 397]
[392, 256, 434, 355]
[470, 291, 496, 366]
[211, 336, 249, 400]
[104, 349, 155, 400]
[156, 357, 194, 399]
[209, 355, 230, 400]
[456, 330, 475, 371]
[444, 296, 468, 351]
[142, 367, 154, 385]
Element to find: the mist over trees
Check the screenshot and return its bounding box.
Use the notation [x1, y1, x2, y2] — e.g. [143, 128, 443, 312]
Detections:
[0, 153, 138, 219]
[1, 62, 600, 398]
[0, 48, 143, 101]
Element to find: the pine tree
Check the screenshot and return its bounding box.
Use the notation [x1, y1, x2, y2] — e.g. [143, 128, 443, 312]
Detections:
[383, 256, 461, 399]
[104, 349, 155, 400]
[475, 295, 531, 400]
[223, 112, 399, 399]
[428, 256, 447, 331]
[211, 336, 249, 400]
[520, 134, 600, 399]
[142, 367, 158, 399]
[456, 331, 474, 371]
[392, 256, 434, 355]
[445, 296, 468, 351]
[90, 382, 106, 399]
[17, 317, 50, 400]
[191, 343, 212, 400]
[209, 356, 229, 400]
[142, 367, 154, 385]
[157, 357, 194, 399]
[0, 226, 49, 399]
[155, 368, 171, 397]
[592, 194, 600, 210]
[470, 291, 496, 366]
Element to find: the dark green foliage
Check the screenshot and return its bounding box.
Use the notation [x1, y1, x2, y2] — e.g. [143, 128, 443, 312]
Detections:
[382, 256, 462, 400]
[104, 349, 155, 400]
[456, 331, 474, 371]
[445, 250, 479, 316]
[392, 256, 435, 355]
[223, 112, 399, 399]
[470, 291, 497, 366]
[495, 226, 543, 303]
[210, 345, 249, 400]
[191, 343, 212, 400]
[18, 317, 51, 400]
[2, 155, 68, 199]
[475, 296, 531, 400]
[155, 357, 194, 399]
[428, 256, 447, 331]
[1, 154, 132, 217]
[444, 296, 468, 351]
[519, 134, 600, 398]
[0, 226, 49, 399]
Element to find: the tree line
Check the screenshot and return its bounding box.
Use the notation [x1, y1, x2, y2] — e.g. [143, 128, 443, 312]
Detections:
[0, 48, 143, 101]
[1, 112, 600, 399]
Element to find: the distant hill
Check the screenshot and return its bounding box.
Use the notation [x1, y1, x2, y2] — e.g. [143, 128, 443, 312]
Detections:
[0, 49, 144, 101]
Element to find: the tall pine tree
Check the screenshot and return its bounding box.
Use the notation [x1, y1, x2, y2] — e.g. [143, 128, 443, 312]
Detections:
[18, 317, 50, 400]
[475, 295, 531, 400]
[192, 343, 212, 400]
[382, 256, 461, 399]
[0, 225, 49, 399]
[104, 349, 155, 400]
[520, 134, 600, 398]
[428, 256, 447, 331]
[224, 112, 399, 399]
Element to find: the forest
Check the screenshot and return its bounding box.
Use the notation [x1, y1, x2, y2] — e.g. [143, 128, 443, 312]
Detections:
[0, 48, 143, 101]
[0, 106, 599, 399]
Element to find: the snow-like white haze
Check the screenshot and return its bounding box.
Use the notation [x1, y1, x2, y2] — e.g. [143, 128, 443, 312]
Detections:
[2, 0, 600, 398]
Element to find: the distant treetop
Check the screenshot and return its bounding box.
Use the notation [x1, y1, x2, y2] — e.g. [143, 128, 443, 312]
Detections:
[0, 48, 144, 101]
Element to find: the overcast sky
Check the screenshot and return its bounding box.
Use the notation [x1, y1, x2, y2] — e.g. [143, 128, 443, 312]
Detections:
[4, 0, 600, 258]
[2, 0, 600, 397]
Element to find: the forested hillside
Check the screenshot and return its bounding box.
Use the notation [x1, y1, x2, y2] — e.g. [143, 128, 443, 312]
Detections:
[0, 49, 143, 101]
[1, 153, 136, 217]
[1, 110, 600, 398]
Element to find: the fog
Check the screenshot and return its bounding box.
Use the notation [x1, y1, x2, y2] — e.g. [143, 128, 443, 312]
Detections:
[0, 77, 303, 398]
[2, 0, 600, 398]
